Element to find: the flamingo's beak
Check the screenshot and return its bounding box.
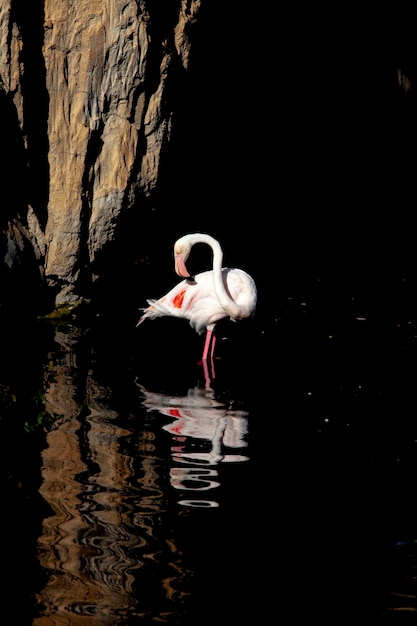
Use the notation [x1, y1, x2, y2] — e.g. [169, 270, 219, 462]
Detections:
[175, 254, 191, 278]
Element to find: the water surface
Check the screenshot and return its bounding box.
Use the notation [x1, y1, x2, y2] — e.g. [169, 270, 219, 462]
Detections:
[2, 276, 417, 624]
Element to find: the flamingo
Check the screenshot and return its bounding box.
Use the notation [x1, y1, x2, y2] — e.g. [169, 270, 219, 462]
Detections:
[136, 233, 257, 377]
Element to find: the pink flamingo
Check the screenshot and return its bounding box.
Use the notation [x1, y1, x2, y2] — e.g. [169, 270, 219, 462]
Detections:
[136, 233, 257, 379]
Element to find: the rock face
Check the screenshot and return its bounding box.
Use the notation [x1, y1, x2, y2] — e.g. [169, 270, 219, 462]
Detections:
[2, 3, 416, 320]
[0, 0, 201, 312]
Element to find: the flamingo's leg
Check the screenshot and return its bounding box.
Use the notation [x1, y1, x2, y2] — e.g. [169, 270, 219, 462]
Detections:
[209, 334, 216, 380]
[202, 328, 213, 361]
[202, 359, 212, 389]
[210, 333, 217, 359]
[201, 327, 217, 386]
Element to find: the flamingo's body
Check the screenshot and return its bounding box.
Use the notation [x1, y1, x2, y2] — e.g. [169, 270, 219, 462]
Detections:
[136, 233, 257, 365]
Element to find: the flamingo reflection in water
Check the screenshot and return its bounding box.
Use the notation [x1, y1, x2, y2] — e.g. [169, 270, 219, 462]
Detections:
[137, 383, 249, 507]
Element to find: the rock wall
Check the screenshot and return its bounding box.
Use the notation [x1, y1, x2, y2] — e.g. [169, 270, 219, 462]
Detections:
[0, 0, 201, 312]
[2, 3, 416, 320]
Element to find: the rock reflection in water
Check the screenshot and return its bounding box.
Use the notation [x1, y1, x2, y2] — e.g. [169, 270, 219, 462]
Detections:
[137, 384, 249, 508]
[34, 326, 192, 625]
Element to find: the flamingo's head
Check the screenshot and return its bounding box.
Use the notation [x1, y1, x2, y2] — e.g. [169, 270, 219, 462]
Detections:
[174, 233, 216, 279]
[174, 237, 193, 278]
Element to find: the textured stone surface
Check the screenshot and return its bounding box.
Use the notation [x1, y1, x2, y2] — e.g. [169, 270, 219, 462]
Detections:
[0, 0, 201, 308]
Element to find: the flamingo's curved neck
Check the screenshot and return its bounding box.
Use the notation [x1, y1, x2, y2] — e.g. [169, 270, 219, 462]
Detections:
[199, 235, 241, 318]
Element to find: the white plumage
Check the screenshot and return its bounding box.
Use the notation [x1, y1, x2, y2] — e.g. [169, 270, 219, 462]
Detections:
[137, 233, 257, 362]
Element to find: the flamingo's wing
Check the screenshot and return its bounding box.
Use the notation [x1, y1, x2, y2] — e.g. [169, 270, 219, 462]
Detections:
[223, 268, 257, 320]
[136, 279, 191, 325]
[137, 271, 229, 333]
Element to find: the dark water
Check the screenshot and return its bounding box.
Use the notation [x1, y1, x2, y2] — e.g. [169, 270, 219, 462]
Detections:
[2, 270, 417, 625]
